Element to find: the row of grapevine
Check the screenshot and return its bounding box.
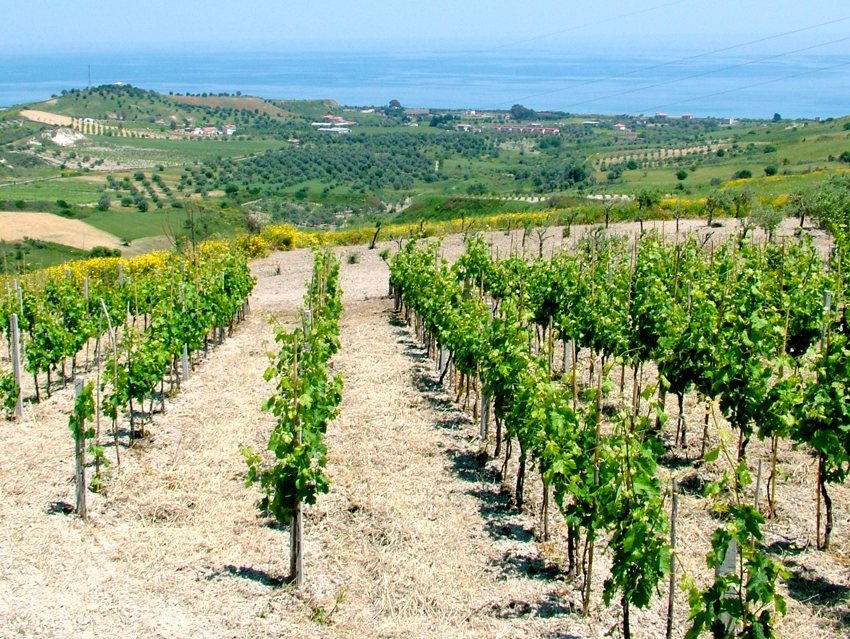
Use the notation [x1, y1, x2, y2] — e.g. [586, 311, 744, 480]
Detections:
[245, 248, 344, 587]
[0, 244, 256, 513]
[389, 231, 844, 638]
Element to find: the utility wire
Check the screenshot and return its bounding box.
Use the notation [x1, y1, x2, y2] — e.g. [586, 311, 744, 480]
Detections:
[380, 0, 696, 82]
[558, 35, 850, 111]
[445, 0, 694, 55]
[638, 58, 850, 113]
[481, 14, 850, 109]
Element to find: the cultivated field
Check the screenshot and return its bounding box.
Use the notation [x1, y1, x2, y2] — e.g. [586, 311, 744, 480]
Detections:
[0, 211, 122, 250]
[19, 109, 73, 127]
[0, 219, 847, 639]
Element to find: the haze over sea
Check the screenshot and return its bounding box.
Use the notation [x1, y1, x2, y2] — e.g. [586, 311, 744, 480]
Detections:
[1, 46, 848, 119]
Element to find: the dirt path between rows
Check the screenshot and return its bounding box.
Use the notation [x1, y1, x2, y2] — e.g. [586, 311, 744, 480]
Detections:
[308, 298, 577, 638]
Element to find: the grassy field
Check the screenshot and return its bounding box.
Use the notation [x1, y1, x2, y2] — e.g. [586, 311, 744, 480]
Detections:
[0, 238, 91, 272]
[0, 177, 102, 205]
[83, 135, 283, 164]
[603, 117, 850, 196]
[394, 196, 538, 223]
[83, 208, 184, 241]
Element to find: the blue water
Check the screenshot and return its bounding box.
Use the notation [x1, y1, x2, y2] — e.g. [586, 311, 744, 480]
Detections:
[1, 49, 848, 118]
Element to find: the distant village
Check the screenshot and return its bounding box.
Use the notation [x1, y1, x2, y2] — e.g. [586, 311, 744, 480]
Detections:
[310, 115, 359, 134]
[184, 124, 237, 136]
[180, 109, 741, 138]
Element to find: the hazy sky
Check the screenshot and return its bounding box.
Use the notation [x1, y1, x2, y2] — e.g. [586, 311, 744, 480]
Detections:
[2, 0, 849, 53]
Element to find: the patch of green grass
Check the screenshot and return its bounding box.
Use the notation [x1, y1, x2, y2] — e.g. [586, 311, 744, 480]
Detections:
[0, 177, 102, 205]
[84, 208, 184, 240]
[0, 238, 91, 272]
[394, 196, 536, 223]
[270, 99, 341, 120]
[89, 136, 282, 164]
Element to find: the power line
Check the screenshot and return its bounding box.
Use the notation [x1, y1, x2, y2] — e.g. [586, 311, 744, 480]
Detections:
[638, 58, 850, 114]
[558, 35, 850, 111]
[452, 0, 695, 55]
[372, 0, 697, 91]
[481, 14, 850, 109]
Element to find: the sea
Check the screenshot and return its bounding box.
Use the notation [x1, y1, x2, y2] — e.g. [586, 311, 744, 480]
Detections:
[1, 48, 848, 119]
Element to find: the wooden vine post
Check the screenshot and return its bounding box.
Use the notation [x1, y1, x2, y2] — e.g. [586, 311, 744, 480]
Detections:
[289, 311, 312, 589]
[290, 333, 303, 586]
[94, 313, 103, 479]
[179, 283, 190, 382]
[10, 313, 23, 419]
[99, 298, 121, 467]
[83, 276, 91, 371]
[666, 480, 679, 639]
[73, 377, 87, 519]
[479, 303, 494, 447]
[715, 537, 738, 636]
[816, 289, 832, 549]
[583, 359, 604, 616]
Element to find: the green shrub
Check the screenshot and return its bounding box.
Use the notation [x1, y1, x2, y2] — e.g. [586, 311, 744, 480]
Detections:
[88, 246, 121, 258]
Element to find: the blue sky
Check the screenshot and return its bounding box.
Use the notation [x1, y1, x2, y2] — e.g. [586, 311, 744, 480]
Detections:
[2, 0, 849, 53]
[1, 0, 847, 115]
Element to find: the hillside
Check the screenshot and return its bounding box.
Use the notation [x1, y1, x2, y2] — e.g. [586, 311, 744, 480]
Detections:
[0, 84, 849, 271]
[24, 84, 295, 129]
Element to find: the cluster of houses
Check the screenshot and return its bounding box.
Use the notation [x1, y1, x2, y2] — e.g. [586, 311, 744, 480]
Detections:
[611, 114, 735, 132]
[488, 125, 561, 135]
[184, 124, 237, 136]
[449, 123, 562, 134]
[311, 115, 357, 134]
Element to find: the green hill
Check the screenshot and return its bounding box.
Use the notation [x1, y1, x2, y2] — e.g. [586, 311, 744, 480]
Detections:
[28, 84, 296, 131]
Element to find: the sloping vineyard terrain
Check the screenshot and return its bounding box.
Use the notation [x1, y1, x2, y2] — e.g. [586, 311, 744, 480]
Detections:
[0, 218, 847, 638]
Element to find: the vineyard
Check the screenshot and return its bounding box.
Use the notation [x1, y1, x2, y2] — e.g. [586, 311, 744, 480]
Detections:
[0, 219, 848, 638]
[387, 222, 850, 638]
[0, 244, 255, 514]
